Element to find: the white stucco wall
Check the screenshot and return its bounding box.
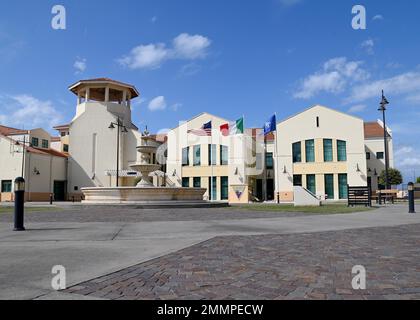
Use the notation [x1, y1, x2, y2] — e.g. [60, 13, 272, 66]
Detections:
[276, 105, 367, 200]
[68, 101, 141, 193]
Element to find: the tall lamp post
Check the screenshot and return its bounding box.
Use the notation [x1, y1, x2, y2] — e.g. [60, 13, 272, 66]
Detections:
[13, 136, 31, 232]
[15, 135, 32, 178]
[379, 90, 390, 190]
[109, 117, 128, 187]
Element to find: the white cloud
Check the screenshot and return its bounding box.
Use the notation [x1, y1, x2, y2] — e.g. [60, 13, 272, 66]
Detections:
[394, 145, 420, 170]
[294, 57, 369, 99]
[118, 43, 169, 70]
[348, 104, 367, 113]
[148, 96, 167, 111]
[171, 103, 182, 111]
[118, 33, 211, 70]
[345, 71, 420, 104]
[399, 157, 420, 167]
[361, 39, 375, 55]
[405, 93, 420, 104]
[173, 33, 211, 59]
[0, 94, 63, 129]
[395, 146, 414, 157]
[74, 57, 87, 74]
[151, 16, 157, 23]
[372, 14, 384, 21]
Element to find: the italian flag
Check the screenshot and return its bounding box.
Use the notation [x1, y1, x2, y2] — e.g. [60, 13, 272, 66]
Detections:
[220, 117, 244, 136]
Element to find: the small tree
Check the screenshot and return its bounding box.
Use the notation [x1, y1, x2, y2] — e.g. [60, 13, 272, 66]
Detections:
[378, 168, 403, 187]
[417, 177, 420, 184]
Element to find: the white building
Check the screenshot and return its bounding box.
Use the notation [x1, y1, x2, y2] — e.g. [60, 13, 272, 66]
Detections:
[0, 78, 395, 204]
[166, 105, 395, 203]
[0, 126, 68, 202]
[66, 78, 144, 197]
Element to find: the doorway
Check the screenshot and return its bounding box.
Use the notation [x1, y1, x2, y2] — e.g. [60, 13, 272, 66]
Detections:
[53, 181, 66, 201]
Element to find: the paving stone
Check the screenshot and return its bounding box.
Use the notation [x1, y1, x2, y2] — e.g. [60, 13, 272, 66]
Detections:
[65, 224, 420, 300]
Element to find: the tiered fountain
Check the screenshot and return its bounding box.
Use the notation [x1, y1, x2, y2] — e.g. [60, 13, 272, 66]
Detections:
[81, 128, 208, 207]
[129, 127, 162, 188]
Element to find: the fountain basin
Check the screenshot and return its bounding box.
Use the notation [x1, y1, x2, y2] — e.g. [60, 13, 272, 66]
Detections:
[81, 187, 208, 204]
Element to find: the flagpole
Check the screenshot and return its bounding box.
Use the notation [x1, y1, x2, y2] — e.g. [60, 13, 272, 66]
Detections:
[274, 112, 280, 204]
[211, 122, 214, 202]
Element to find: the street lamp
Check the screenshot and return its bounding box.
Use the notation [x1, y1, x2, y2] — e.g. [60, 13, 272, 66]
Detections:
[15, 135, 32, 178]
[379, 90, 390, 190]
[109, 117, 128, 187]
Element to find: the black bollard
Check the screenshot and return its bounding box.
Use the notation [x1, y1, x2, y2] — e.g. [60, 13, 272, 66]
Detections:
[50, 194, 53, 205]
[408, 182, 416, 214]
[14, 177, 25, 231]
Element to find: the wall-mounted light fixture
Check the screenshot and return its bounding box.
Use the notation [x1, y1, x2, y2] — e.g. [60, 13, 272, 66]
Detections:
[33, 167, 40, 175]
[374, 169, 378, 176]
[283, 165, 287, 174]
[234, 167, 239, 175]
[368, 168, 372, 173]
[172, 169, 177, 177]
[356, 164, 361, 172]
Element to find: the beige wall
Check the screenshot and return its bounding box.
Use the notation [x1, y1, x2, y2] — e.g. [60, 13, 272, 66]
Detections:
[68, 101, 141, 193]
[0, 135, 67, 202]
[167, 113, 246, 201]
[365, 136, 394, 190]
[276, 105, 367, 201]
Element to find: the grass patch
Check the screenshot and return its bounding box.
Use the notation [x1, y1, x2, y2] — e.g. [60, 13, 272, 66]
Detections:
[0, 207, 62, 214]
[233, 203, 375, 214]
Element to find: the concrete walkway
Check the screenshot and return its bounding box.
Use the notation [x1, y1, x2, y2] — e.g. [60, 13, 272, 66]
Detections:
[0, 205, 418, 300]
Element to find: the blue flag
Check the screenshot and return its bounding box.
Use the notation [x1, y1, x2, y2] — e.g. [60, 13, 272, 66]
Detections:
[263, 114, 276, 136]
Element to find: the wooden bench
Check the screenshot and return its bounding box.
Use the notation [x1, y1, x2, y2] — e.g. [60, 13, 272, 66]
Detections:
[372, 190, 398, 204]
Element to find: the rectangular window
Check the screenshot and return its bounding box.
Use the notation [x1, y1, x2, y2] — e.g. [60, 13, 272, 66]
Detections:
[293, 175, 302, 187]
[42, 139, 49, 149]
[221, 176, 229, 200]
[366, 152, 371, 160]
[182, 177, 190, 188]
[182, 147, 190, 166]
[266, 153, 274, 169]
[324, 174, 334, 199]
[31, 137, 39, 147]
[338, 174, 348, 199]
[306, 175, 316, 195]
[193, 177, 201, 188]
[305, 140, 315, 163]
[208, 144, 216, 166]
[63, 144, 69, 152]
[1, 180, 12, 192]
[208, 177, 217, 200]
[376, 152, 384, 160]
[292, 142, 302, 163]
[220, 145, 228, 166]
[337, 140, 347, 162]
[323, 139, 333, 162]
[193, 145, 201, 166]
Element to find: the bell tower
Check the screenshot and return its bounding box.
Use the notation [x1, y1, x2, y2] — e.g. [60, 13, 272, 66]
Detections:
[67, 78, 141, 194]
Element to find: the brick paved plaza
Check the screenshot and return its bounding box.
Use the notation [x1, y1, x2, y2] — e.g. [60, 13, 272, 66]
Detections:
[66, 223, 420, 300]
[1, 204, 419, 300]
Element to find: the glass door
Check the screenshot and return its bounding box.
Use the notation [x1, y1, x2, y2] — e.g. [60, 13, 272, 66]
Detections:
[306, 175, 316, 195]
[338, 174, 348, 199]
[324, 174, 334, 199]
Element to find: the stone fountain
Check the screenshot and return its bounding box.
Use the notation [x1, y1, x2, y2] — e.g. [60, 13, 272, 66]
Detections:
[129, 127, 162, 187]
[80, 128, 217, 207]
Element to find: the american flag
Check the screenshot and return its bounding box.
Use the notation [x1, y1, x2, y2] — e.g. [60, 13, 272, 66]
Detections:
[188, 121, 212, 136]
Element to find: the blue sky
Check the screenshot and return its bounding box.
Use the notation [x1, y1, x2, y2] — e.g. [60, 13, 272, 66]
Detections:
[0, 0, 420, 181]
